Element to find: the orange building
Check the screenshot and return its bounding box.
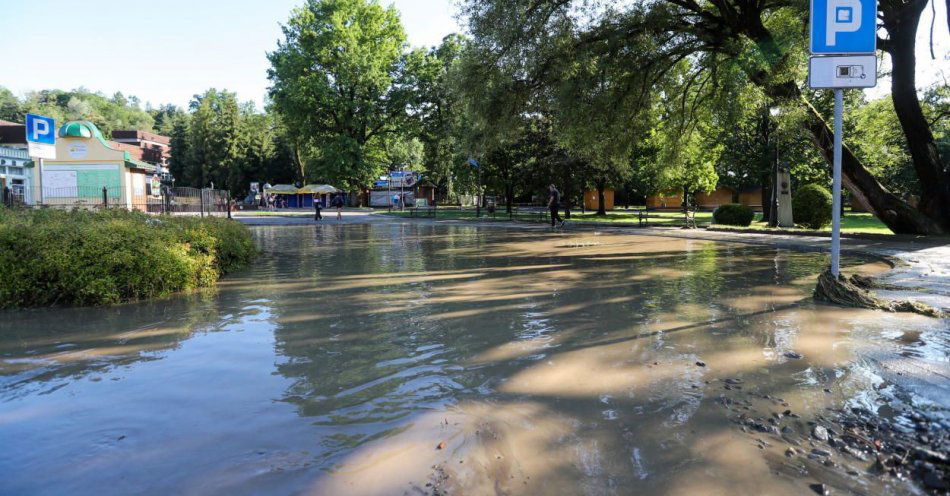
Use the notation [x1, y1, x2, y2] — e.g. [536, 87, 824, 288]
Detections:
[647, 186, 764, 210]
[695, 187, 734, 209]
[737, 187, 763, 210]
[583, 188, 615, 210]
[645, 191, 683, 209]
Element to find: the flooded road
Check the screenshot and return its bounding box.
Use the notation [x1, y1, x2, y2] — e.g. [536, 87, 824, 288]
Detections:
[1, 223, 947, 495]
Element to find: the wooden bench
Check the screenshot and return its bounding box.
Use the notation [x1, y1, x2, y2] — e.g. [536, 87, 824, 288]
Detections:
[509, 207, 547, 223]
[683, 206, 698, 229]
[408, 206, 437, 218]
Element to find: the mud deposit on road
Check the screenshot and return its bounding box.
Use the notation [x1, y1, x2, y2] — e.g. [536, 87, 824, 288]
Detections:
[1, 224, 946, 495]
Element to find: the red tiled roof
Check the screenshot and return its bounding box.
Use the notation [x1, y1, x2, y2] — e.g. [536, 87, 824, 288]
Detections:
[112, 129, 171, 146]
[109, 141, 145, 161]
[0, 123, 25, 144]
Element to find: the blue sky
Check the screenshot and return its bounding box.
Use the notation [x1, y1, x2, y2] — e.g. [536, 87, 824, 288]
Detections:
[0, 0, 460, 109]
[0, 0, 946, 108]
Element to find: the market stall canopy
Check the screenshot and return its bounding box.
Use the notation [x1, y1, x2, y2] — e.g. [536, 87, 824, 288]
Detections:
[264, 184, 340, 195]
[263, 184, 300, 195]
[297, 184, 340, 194]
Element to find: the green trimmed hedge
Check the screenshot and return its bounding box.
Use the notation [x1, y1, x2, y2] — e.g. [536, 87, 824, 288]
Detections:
[0, 208, 256, 308]
[712, 203, 755, 226]
[793, 184, 833, 229]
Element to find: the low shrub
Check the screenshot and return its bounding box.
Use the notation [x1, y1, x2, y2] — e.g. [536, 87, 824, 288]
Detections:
[0, 208, 257, 308]
[712, 203, 755, 226]
[793, 184, 833, 229]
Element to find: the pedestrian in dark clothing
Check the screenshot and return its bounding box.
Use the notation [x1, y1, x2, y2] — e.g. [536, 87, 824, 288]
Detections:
[313, 195, 322, 221]
[332, 194, 344, 220]
[548, 184, 563, 228]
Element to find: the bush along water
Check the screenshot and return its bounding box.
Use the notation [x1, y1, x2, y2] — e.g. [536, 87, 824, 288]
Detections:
[0, 208, 257, 308]
[793, 184, 834, 229]
[712, 203, 755, 226]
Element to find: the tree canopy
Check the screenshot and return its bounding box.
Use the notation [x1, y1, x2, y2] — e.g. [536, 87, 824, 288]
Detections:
[267, 0, 417, 192]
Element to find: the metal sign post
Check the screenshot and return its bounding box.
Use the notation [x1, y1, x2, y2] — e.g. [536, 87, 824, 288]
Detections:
[808, 0, 877, 277]
[831, 89, 844, 277]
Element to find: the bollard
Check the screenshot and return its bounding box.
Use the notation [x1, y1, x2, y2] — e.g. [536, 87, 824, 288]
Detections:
[102, 187, 108, 208]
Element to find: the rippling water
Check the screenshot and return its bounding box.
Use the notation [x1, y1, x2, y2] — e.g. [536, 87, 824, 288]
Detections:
[1, 223, 946, 495]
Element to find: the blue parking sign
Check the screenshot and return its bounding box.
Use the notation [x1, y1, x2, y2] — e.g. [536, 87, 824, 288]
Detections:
[25, 114, 56, 145]
[25, 113, 57, 159]
[811, 0, 877, 54]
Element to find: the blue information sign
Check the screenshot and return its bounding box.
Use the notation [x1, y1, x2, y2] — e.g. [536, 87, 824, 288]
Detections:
[810, 0, 877, 54]
[25, 114, 56, 145]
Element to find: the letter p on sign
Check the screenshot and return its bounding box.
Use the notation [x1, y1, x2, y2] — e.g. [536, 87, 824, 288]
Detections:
[827, 0, 861, 46]
[31, 119, 49, 142]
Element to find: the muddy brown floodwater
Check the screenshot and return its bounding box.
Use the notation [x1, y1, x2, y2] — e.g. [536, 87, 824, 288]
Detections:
[1, 223, 947, 495]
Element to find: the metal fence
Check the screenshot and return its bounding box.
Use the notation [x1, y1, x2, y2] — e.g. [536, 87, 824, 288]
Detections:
[3, 186, 232, 217]
[161, 187, 230, 216]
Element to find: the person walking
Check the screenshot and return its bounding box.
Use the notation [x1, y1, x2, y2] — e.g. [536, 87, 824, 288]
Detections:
[548, 184, 563, 228]
[332, 194, 344, 220]
[313, 195, 322, 221]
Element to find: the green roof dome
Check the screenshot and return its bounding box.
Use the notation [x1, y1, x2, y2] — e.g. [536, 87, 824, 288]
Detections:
[58, 121, 104, 140]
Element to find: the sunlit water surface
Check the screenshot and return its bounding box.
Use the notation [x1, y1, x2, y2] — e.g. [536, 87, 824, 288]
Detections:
[1, 223, 947, 495]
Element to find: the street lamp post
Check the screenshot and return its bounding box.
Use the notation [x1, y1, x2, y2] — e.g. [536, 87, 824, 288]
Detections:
[468, 158, 481, 218]
[400, 164, 406, 211]
[768, 106, 781, 228]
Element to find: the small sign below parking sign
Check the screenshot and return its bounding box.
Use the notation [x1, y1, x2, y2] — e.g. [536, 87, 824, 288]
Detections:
[809, 55, 877, 88]
[810, 0, 877, 54]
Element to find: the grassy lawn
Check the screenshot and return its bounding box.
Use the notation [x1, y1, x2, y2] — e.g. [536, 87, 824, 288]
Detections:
[234, 208, 373, 217]
[712, 212, 893, 235]
[568, 210, 713, 226]
[382, 207, 894, 235]
[380, 208, 519, 221]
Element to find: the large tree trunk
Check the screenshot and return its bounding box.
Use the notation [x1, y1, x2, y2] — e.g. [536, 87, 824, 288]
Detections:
[799, 97, 944, 233]
[880, 0, 950, 231]
[744, 18, 947, 234]
[761, 177, 772, 221]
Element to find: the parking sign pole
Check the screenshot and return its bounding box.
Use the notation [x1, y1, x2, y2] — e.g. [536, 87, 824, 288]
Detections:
[830, 89, 844, 277]
[38, 157, 44, 204]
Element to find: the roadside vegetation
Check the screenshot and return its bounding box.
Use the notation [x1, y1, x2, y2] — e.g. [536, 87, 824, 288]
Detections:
[0, 208, 256, 308]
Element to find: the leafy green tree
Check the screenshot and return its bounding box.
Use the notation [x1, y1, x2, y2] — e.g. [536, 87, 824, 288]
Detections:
[851, 95, 920, 199]
[167, 113, 191, 185]
[268, 0, 416, 197]
[149, 104, 189, 136]
[414, 34, 469, 201]
[0, 87, 22, 122]
[460, 0, 950, 234]
[184, 89, 247, 191]
[10, 88, 153, 137]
